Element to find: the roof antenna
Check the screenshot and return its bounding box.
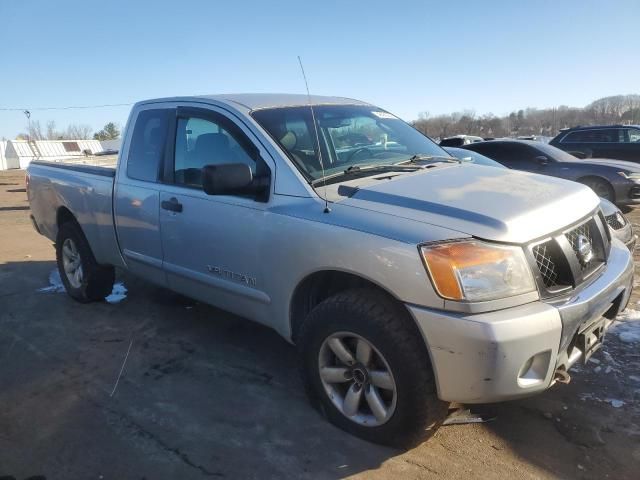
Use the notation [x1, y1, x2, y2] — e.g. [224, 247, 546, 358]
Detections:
[298, 56, 331, 213]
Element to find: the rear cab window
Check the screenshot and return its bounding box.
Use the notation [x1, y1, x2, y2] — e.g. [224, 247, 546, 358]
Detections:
[127, 109, 171, 182]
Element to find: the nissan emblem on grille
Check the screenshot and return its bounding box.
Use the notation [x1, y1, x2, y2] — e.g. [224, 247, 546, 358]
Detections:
[576, 234, 594, 265]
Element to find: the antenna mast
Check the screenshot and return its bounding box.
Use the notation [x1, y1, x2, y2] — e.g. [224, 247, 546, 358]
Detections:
[297, 56, 331, 214]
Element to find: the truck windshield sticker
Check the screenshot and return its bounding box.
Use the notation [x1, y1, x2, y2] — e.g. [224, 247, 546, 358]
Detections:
[371, 111, 397, 120]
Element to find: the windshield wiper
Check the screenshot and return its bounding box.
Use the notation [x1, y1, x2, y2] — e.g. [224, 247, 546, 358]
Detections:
[310, 163, 421, 186]
[398, 154, 462, 164]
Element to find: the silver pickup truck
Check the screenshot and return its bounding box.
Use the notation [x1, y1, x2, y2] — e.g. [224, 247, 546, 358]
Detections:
[27, 94, 634, 447]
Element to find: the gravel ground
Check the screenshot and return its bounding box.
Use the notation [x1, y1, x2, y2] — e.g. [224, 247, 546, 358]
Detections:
[0, 169, 639, 479]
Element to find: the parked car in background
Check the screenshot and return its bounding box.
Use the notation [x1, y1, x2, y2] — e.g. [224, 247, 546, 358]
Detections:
[442, 146, 505, 168]
[26, 94, 634, 447]
[550, 125, 640, 162]
[446, 145, 634, 247]
[599, 198, 636, 251]
[462, 140, 640, 206]
[439, 134, 484, 147]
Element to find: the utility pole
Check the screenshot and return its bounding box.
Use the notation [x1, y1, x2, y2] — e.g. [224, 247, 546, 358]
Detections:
[23, 110, 31, 141]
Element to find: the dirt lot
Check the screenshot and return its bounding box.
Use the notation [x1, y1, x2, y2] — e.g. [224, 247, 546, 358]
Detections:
[1, 169, 639, 479]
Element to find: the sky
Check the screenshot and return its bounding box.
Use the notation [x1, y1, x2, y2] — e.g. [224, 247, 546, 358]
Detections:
[0, 0, 638, 139]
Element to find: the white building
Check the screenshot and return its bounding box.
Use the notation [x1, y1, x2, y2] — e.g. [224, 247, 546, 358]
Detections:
[1, 141, 20, 170]
[2, 139, 105, 170]
[100, 138, 121, 152]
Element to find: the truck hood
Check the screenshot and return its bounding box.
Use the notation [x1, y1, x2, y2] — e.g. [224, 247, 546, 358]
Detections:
[337, 164, 599, 244]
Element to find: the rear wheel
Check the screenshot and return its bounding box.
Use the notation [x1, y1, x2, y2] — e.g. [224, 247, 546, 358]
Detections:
[56, 221, 115, 302]
[579, 177, 615, 202]
[298, 288, 448, 448]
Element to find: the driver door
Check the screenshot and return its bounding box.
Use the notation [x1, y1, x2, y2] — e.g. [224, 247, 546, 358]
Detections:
[159, 106, 272, 320]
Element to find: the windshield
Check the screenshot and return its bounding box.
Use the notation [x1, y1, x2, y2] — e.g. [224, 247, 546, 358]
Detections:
[252, 105, 450, 181]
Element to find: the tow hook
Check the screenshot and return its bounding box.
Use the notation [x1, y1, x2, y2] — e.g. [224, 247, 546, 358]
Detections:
[554, 368, 571, 384]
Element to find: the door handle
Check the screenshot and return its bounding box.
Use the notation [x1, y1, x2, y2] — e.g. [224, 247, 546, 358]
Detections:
[161, 197, 183, 213]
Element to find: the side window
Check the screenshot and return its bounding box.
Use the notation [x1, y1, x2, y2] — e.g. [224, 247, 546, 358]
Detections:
[127, 109, 171, 182]
[562, 131, 586, 143]
[472, 144, 516, 166]
[563, 129, 615, 143]
[498, 145, 528, 167]
[174, 115, 256, 188]
[625, 129, 640, 143]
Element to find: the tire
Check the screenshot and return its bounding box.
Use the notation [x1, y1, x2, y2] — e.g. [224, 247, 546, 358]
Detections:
[56, 221, 115, 303]
[298, 288, 448, 448]
[579, 177, 615, 202]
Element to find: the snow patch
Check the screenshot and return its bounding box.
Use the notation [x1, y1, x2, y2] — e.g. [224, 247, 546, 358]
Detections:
[616, 308, 640, 322]
[106, 282, 127, 304]
[38, 269, 127, 304]
[579, 392, 600, 402]
[37, 269, 65, 293]
[610, 308, 640, 344]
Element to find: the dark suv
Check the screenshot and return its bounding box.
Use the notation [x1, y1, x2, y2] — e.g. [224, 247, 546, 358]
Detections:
[550, 125, 640, 162]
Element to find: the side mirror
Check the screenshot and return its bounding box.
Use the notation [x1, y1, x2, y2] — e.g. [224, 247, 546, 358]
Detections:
[202, 163, 253, 196]
[535, 155, 549, 166]
[202, 162, 271, 201]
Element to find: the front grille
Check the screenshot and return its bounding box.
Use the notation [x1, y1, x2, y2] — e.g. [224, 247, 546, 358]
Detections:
[527, 213, 609, 298]
[565, 221, 596, 271]
[605, 213, 625, 230]
[531, 239, 573, 291]
[532, 243, 558, 287]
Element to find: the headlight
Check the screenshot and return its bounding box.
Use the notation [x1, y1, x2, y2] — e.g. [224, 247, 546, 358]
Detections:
[420, 240, 536, 302]
[618, 171, 640, 180]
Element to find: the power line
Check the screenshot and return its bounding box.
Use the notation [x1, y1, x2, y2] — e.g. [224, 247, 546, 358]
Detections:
[0, 102, 133, 111]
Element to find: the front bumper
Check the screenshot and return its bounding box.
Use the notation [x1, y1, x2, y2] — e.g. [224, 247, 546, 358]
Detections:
[614, 183, 640, 206]
[609, 220, 635, 252]
[408, 239, 633, 404]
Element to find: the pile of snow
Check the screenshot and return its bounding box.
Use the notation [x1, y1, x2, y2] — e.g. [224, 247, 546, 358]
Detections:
[611, 308, 640, 344]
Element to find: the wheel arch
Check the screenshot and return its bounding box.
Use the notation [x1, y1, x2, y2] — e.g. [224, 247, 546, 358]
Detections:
[289, 269, 421, 345]
[56, 205, 77, 228]
[576, 175, 615, 202]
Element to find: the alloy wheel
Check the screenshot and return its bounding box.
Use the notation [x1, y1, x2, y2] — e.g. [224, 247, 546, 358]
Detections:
[318, 332, 397, 427]
[61, 238, 83, 288]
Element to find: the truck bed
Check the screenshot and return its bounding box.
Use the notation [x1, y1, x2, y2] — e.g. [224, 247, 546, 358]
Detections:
[30, 159, 116, 177]
[27, 159, 123, 268]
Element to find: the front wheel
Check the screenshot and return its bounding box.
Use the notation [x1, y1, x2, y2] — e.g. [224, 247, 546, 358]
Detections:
[579, 177, 615, 202]
[298, 289, 448, 448]
[56, 221, 115, 303]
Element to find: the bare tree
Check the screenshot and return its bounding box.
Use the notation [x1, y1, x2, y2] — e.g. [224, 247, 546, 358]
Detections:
[412, 94, 640, 140]
[66, 124, 93, 139]
[46, 120, 60, 140]
[27, 120, 45, 140]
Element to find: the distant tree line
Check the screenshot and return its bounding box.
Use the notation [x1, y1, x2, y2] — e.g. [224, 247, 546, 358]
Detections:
[412, 94, 640, 140]
[16, 121, 120, 141]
